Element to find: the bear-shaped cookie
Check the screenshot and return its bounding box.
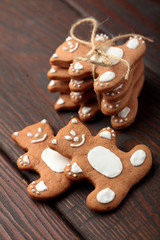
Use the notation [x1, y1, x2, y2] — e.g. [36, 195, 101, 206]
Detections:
[12, 119, 72, 200]
[49, 118, 152, 212]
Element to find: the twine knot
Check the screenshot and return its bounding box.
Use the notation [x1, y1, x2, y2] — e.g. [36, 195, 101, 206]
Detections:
[70, 17, 153, 80]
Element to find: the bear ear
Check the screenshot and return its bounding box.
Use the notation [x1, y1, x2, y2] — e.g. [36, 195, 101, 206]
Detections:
[97, 127, 117, 144]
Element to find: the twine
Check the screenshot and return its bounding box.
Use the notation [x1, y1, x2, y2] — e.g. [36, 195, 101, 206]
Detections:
[70, 17, 153, 80]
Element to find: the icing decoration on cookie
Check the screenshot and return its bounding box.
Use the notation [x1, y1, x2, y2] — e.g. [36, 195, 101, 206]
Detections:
[118, 107, 130, 118]
[99, 71, 116, 82]
[50, 68, 56, 73]
[106, 47, 123, 65]
[88, 146, 123, 178]
[82, 107, 91, 114]
[36, 181, 48, 192]
[23, 155, 30, 164]
[35, 133, 39, 138]
[66, 36, 72, 41]
[71, 162, 83, 173]
[127, 38, 139, 49]
[100, 131, 111, 140]
[52, 139, 57, 144]
[41, 147, 70, 172]
[70, 130, 76, 136]
[38, 127, 42, 133]
[63, 46, 69, 51]
[97, 188, 115, 203]
[27, 132, 33, 137]
[52, 53, 58, 58]
[49, 80, 56, 86]
[31, 133, 47, 143]
[65, 135, 72, 140]
[72, 118, 78, 124]
[70, 42, 79, 53]
[14, 132, 19, 136]
[70, 134, 85, 148]
[74, 62, 83, 70]
[130, 150, 146, 166]
[41, 119, 47, 124]
[57, 98, 65, 105]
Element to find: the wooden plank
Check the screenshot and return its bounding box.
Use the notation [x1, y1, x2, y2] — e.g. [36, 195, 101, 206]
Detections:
[0, 153, 81, 240]
[66, 0, 160, 75]
[0, 0, 160, 239]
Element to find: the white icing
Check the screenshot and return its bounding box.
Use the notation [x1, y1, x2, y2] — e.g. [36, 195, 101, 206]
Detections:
[14, 132, 19, 136]
[35, 133, 39, 138]
[41, 147, 70, 172]
[118, 107, 130, 118]
[73, 92, 81, 95]
[66, 36, 72, 41]
[52, 53, 58, 58]
[71, 119, 78, 124]
[106, 47, 123, 65]
[88, 146, 123, 178]
[57, 98, 64, 105]
[71, 134, 85, 148]
[74, 80, 84, 84]
[63, 46, 68, 51]
[69, 42, 79, 53]
[49, 80, 56, 86]
[100, 131, 111, 140]
[36, 181, 48, 192]
[74, 137, 79, 142]
[130, 150, 146, 166]
[70, 130, 76, 136]
[82, 107, 91, 114]
[114, 84, 123, 91]
[127, 39, 139, 49]
[52, 139, 57, 144]
[65, 135, 72, 140]
[41, 119, 47, 124]
[71, 162, 83, 173]
[95, 35, 105, 42]
[27, 132, 33, 137]
[99, 71, 116, 82]
[23, 155, 30, 164]
[50, 68, 56, 73]
[97, 188, 115, 203]
[38, 127, 42, 133]
[31, 133, 47, 143]
[74, 62, 83, 70]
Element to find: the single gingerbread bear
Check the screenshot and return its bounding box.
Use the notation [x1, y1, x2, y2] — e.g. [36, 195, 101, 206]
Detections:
[12, 119, 72, 200]
[49, 118, 152, 212]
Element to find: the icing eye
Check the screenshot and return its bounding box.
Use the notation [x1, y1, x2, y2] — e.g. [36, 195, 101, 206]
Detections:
[38, 127, 42, 133]
[35, 133, 39, 138]
[70, 130, 76, 136]
[65, 136, 72, 141]
[27, 132, 33, 137]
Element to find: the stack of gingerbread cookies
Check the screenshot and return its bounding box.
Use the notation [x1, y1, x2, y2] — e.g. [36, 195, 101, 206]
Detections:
[48, 33, 146, 129]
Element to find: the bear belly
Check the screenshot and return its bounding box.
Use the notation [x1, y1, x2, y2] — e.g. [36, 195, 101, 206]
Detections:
[88, 146, 123, 178]
[41, 147, 70, 173]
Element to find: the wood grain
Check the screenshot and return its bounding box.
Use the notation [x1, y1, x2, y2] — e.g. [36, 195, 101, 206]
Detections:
[0, 0, 160, 239]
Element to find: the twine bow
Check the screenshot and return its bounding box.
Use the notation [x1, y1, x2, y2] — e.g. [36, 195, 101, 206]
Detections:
[70, 17, 153, 80]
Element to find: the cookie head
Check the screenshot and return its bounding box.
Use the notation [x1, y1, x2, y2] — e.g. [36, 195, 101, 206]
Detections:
[12, 119, 53, 150]
[49, 118, 92, 158]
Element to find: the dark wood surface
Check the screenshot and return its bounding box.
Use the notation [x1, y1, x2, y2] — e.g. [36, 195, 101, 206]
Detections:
[0, 0, 160, 239]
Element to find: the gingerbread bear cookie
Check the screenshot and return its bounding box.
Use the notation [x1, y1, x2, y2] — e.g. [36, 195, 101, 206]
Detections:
[49, 118, 152, 212]
[12, 119, 72, 200]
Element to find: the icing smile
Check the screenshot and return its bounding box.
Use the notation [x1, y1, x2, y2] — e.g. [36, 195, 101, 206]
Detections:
[70, 134, 85, 148]
[31, 134, 48, 143]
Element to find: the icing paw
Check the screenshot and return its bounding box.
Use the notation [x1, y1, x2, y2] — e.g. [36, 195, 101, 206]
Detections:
[18, 155, 30, 168]
[28, 180, 48, 196]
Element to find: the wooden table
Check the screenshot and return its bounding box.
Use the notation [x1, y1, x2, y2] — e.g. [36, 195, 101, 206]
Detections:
[0, 0, 160, 239]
